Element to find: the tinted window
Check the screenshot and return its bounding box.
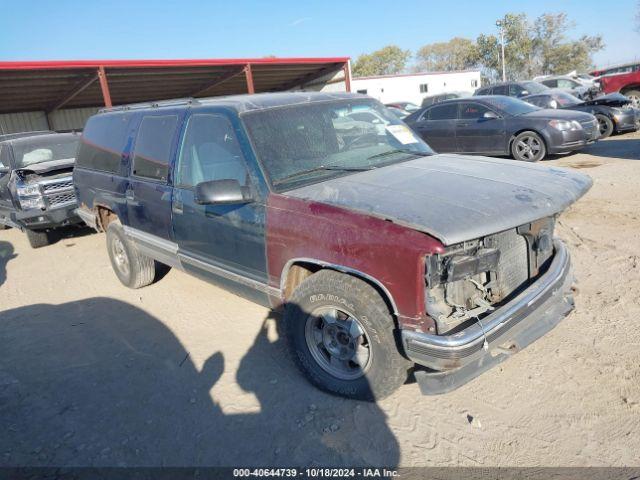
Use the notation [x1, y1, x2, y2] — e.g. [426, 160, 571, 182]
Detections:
[509, 84, 527, 96]
[176, 114, 249, 188]
[429, 103, 458, 120]
[483, 96, 540, 116]
[459, 102, 491, 119]
[493, 85, 508, 95]
[132, 115, 179, 181]
[77, 113, 133, 173]
[542, 79, 557, 88]
[524, 96, 549, 108]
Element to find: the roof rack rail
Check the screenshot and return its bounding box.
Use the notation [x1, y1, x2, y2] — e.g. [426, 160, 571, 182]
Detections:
[99, 97, 200, 113]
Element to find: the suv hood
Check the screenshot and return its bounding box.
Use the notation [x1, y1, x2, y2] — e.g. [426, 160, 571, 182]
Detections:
[285, 154, 592, 245]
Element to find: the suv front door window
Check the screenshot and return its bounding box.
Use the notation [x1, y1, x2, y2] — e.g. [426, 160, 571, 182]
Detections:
[172, 112, 267, 285]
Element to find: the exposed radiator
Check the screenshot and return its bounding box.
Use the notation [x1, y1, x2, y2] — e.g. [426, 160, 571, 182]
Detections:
[485, 229, 529, 300]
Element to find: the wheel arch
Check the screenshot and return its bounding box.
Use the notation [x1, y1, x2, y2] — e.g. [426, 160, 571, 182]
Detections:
[620, 84, 640, 95]
[280, 258, 400, 317]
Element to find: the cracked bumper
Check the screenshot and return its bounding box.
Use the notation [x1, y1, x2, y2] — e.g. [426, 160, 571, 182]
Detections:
[402, 239, 574, 394]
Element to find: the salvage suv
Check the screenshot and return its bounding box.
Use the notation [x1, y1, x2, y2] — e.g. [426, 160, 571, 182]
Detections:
[0, 132, 81, 248]
[74, 93, 592, 400]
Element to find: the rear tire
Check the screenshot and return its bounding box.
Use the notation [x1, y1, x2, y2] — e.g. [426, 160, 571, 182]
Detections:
[106, 221, 156, 289]
[26, 229, 50, 249]
[595, 113, 614, 138]
[511, 131, 546, 162]
[284, 269, 410, 401]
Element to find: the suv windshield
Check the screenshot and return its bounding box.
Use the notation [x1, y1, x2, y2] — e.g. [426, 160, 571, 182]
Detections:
[242, 99, 434, 191]
[483, 96, 540, 116]
[12, 136, 79, 169]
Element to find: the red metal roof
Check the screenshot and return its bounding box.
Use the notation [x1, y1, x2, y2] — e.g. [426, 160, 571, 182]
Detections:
[0, 57, 350, 113]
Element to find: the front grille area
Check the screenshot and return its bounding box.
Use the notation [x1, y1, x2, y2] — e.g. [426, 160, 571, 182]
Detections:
[41, 179, 74, 193]
[41, 176, 76, 208]
[47, 191, 76, 207]
[485, 229, 530, 300]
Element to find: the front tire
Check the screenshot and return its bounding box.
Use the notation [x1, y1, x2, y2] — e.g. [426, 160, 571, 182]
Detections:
[511, 131, 546, 162]
[106, 221, 156, 289]
[26, 229, 50, 249]
[284, 269, 410, 401]
[595, 113, 614, 138]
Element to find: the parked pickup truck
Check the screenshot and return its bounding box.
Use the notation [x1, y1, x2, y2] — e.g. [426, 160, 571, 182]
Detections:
[74, 92, 592, 400]
[0, 132, 82, 248]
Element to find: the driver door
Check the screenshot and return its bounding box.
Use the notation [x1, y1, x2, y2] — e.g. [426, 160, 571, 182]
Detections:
[455, 102, 506, 154]
[171, 111, 268, 295]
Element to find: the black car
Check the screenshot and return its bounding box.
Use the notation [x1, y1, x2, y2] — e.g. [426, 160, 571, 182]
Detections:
[523, 90, 638, 138]
[0, 132, 82, 247]
[474, 81, 550, 99]
[404, 96, 599, 162]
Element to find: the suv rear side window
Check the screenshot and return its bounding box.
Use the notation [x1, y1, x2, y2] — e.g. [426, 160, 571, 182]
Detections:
[77, 113, 133, 174]
[132, 115, 179, 182]
[428, 103, 458, 120]
[176, 114, 248, 188]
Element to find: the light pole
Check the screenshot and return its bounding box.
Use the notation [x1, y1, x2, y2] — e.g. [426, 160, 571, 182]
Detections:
[496, 20, 506, 81]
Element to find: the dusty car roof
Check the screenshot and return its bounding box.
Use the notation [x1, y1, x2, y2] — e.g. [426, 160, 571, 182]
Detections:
[99, 92, 371, 116]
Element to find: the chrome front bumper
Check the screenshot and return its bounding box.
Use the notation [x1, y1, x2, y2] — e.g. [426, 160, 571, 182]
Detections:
[403, 239, 574, 394]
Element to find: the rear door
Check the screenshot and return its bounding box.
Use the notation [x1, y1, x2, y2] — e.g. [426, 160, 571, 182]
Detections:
[455, 102, 506, 154]
[127, 112, 182, 241]
[171, 110, 268, 300]
[411, 103, 458, 153]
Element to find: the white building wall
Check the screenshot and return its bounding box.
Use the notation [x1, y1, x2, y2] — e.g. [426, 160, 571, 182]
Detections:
[348, 70, 481, 106]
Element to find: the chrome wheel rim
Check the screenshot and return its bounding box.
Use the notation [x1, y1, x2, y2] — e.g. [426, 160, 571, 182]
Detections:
[597, 116, 610, 135]
[304, 307, 372, 380]
[628, 94, 640, 108]
[111, 236, 130, 277]
[515, 135, 542, 161]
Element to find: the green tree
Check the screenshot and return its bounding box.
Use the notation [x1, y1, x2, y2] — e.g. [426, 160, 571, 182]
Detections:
[415, 37, 479, 72]
[475, 12, 604, 81]
[533, 13, 603, 74]
[476, 13, 536, 81]
[352, 45, 411, 77]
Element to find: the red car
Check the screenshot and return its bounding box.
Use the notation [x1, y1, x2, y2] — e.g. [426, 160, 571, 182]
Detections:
[591, 62, 640, 107]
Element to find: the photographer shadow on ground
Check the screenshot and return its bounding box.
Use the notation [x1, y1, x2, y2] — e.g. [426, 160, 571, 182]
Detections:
[0, 240, 17, 287]
[0, 297, 400, 467]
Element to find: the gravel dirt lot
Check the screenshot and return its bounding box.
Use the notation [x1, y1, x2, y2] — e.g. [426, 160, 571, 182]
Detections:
[1, 132, 639, 468]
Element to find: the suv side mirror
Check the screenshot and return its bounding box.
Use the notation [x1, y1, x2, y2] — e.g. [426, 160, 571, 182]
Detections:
[194, 179, 253, 205]
[518, 90, 529, 97]
[483, 111, 499, 120]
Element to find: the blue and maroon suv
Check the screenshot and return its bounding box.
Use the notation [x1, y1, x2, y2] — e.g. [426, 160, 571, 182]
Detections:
[74, 92, 592, 400]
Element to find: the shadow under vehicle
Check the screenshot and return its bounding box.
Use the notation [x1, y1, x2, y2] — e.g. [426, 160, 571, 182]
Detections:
[405, 95, 599, 162]
[74, 92, 591, 400]
[0, 298, 400, 467]
[0, 132, 82, 248]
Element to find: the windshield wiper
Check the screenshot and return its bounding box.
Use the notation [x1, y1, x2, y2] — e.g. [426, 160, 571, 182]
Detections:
[366, 148, 425, 160]
[273, 164, 371, 185]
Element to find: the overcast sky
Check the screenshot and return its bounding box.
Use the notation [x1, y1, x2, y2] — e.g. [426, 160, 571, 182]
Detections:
[1, 0, 638, 68]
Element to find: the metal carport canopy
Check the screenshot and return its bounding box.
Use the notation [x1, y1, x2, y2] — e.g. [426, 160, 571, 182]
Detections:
[0, 57, 351, 114]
